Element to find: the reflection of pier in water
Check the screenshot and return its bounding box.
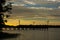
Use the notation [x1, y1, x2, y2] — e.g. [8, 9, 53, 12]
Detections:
[2, 28, 48, 31]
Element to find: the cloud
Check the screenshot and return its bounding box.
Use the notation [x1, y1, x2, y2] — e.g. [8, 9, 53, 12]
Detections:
[27, 7, 53, 10]
[48, 0, 56, 1]
[24, 0, 36, 5]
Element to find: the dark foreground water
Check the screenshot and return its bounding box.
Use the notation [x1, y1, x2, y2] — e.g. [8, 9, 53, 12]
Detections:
[1, 28, 60, 40]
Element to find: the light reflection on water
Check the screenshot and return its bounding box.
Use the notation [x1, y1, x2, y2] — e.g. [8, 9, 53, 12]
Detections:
[2, 28, 60, 40]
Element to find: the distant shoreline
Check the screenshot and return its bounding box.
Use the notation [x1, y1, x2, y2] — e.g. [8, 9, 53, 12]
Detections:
[3, 25, 60, 28]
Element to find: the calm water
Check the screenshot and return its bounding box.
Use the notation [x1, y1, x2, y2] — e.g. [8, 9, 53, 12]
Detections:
[2, 28, 60, 40]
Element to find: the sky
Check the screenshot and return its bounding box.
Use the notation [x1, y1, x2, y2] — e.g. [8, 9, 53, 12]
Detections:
[11, 0, 60, 8]
[5, 0, 60, 26]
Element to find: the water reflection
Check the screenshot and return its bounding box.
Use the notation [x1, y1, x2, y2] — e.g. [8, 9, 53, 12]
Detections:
[0, 32, 20, 40]
[1, 28, 60, 40]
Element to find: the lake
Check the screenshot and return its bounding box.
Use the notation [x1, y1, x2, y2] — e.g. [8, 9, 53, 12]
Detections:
[1, 28, 60, 40]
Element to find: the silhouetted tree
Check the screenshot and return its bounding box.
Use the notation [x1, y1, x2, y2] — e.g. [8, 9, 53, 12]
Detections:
[0, 0, 12, 32]
[0, 0, 5, 32]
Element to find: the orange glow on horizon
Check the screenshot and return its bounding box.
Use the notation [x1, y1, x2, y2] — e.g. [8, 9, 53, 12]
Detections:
[5, 19, 60, 26]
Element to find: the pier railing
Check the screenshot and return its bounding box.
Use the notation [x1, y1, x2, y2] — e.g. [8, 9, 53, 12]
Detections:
[2, 25, 60, 31]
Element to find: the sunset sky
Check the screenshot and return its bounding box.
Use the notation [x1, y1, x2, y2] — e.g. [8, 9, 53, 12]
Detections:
[5, 0, 60, 26]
